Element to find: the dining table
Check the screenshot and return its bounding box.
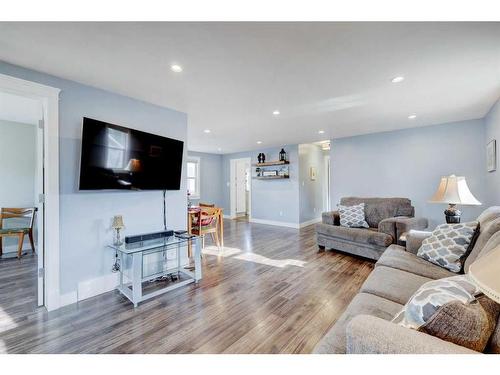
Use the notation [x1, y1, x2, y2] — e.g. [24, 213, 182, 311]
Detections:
[187, 206, 224, 256]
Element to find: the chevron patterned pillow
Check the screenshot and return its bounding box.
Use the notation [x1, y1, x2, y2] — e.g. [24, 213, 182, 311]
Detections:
[338, 203, 369, 228]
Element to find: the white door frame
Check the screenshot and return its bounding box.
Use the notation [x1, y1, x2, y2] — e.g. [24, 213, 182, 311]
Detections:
[229, 157, 252, 220]
[0, 73, 61, 311]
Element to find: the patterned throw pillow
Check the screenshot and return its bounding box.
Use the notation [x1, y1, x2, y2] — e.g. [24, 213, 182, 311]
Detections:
[417, 221, 479, 273]
[338, 203, 369, 228]
[392, 275, 500, 352]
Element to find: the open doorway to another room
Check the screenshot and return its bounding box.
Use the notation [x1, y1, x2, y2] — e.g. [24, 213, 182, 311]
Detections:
[230, 157, 251, 222]
[0, 90, 44, 318]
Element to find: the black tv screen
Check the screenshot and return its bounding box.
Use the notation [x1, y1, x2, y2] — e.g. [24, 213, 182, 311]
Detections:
[79, 117, 184, 191]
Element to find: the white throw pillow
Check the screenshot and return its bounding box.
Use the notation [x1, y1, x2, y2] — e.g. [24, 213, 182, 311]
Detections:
[338, 203, 369, 228]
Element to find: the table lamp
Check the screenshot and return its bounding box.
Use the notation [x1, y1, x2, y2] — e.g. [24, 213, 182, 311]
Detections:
[429, 174, 481, 223]
[469, 244, 500, 303]
[112, 215, 125, 246]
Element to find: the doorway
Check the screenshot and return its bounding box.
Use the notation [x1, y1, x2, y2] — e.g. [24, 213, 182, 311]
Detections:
[0, 73, 60, 311]
[229, 157, 251, 221]
[323, 154, 331, 212]
[0, 91, 44, 309]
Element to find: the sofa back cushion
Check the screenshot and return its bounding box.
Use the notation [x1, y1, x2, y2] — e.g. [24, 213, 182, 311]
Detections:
[464, 214, 500, 272]
[340, 197, 414, 228]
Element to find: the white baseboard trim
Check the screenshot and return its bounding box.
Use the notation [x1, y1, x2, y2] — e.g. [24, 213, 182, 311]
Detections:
[77, 272, 120, 302]
[59, 291, 78, 307]
[299, 217, 322, 228]
[223, 214, 236, 219]
[249, 218, 300, 229]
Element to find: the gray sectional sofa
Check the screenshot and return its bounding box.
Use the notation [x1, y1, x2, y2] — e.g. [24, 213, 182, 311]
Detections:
[316, 197, 428, 260]
[313, 206, 500, 354]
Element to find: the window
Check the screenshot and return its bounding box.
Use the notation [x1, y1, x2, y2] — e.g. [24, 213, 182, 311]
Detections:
[106, 127, 129, 169]
[187, 157, 200, 199]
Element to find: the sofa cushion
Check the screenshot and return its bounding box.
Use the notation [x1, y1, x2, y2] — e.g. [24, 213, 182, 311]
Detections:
[360, 266, 432, 305]
[340, 197, 414, 228]
[417, 221, 479, 273]
[464, 217, 500, 272]
[338, 203, 369, 228]
[313, 292, 402, 354]
[377, 245, 455, 280]
[392, 275, 499, 352]
[477, 206, 500, 226]
[316, 224, 392, 247]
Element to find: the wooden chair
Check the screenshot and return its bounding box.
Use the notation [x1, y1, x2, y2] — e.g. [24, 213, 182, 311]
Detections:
[199, 202, 215, 207]
[0, 207, 37, 259]
[190, 207, 221, 250]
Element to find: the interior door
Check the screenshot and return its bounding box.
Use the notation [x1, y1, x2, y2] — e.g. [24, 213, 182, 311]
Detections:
[236, 160, 247, 213]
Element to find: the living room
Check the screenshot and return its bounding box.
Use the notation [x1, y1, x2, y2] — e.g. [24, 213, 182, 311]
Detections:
[1, 2, 500, 374]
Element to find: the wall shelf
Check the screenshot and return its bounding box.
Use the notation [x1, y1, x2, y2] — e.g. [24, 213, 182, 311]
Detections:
[252, 160, 289, 167]
[254, 175, 290, 180]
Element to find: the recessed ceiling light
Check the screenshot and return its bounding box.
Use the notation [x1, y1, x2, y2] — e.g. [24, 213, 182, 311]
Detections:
[318, 130, 325, 134]
[203, 129, 211, 133]
[257, 141, 262, 144]
[408, 114, 417, 120]
[273, 110, 280, 115]
[391, 76, 405, 83]
[171, 64, 183, 73]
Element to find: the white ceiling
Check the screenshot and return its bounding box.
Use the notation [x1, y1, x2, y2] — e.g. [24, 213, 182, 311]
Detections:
[0, 22, 499, 154]
[0, 91, 41, 125]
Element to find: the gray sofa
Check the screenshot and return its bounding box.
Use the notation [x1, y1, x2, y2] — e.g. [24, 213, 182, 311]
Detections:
[316, 197, 428, 260]
[313, 206, 500, 354]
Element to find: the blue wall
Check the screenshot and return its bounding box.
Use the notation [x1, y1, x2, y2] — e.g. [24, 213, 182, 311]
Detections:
[222, 146, 300, 225]
[485, 98, 500, 207]
[330, 119, 487, 228]
[0, 61, 187, 299]
[187, 151, 223, 207]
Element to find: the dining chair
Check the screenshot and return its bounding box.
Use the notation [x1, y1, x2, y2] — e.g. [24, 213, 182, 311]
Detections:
[0, 207, 37, 259]
[199, 202, 215, 207]
[190, 206, 221, 250]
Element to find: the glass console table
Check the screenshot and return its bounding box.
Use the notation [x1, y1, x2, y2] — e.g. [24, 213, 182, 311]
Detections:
[108, 235, 201, 307]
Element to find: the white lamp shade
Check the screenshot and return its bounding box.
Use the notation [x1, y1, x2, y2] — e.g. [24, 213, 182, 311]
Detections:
[429, 175, 481, 205]
[469, 244, 500, 303]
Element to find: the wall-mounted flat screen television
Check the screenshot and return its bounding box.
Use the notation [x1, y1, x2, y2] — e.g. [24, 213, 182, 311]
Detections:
[79, 117, 184, 191]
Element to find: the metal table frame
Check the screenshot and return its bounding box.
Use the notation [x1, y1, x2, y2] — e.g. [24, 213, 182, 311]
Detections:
[109, 235, 201, 307]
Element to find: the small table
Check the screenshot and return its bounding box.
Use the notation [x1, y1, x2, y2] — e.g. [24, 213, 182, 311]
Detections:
[109, 235, 201, 307]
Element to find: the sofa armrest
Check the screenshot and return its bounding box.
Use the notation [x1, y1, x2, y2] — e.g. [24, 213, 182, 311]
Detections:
[378, 216, 428, 244]
[406, 229, 433, 254]
[322, 211, 340, 226]
[346, 315, 478, 354]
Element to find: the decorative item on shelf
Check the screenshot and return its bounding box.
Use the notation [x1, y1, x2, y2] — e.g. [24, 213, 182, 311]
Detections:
[255, 167, 262, 177]
[112, 215, 125, 246]
[278, 167, 286, 177]
[279, 148, 287, 162]
[263, 170, 278, 177]
[429, 174, 481, 223]
[469, 244, 500, 303]
[257, 152, 266, 164]
[487, 139, 496, 172]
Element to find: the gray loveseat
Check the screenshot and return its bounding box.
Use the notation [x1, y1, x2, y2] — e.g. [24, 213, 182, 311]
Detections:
[313, 206, 500, 354]
[316, 197, 428, 260]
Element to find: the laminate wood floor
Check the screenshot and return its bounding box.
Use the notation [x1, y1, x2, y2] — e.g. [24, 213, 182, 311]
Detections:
[0, 220, 374, 354]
